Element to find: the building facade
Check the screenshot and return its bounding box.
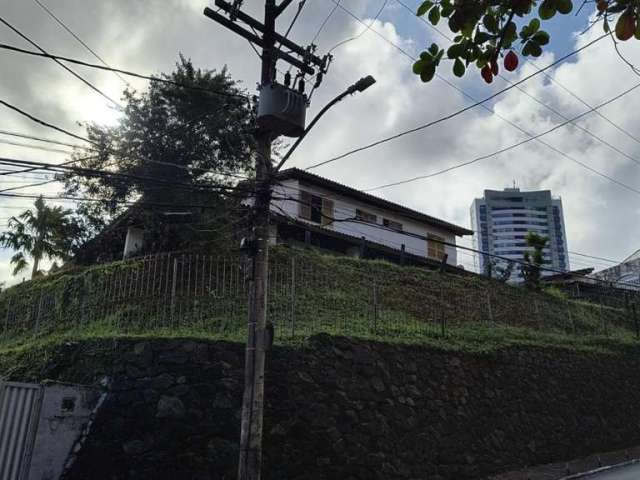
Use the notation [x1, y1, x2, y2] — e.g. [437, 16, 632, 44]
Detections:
[591, 249, 640, 289]
[270, 169, 473, 271]
[470, 188, 569, 281]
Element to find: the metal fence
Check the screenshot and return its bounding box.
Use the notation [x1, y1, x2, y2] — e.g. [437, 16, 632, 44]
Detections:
[0, 251, 639, 344]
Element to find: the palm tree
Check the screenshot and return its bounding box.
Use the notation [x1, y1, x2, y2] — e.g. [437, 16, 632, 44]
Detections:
[0, 196, 78, 278]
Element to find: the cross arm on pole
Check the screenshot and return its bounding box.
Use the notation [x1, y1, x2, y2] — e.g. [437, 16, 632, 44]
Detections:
[203, 7, 315, 75]
[274, 0, 295, 17]
[213, 0, 324, 68]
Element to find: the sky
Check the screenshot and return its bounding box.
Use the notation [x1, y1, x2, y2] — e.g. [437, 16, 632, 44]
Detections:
[1, 0, 639, 284]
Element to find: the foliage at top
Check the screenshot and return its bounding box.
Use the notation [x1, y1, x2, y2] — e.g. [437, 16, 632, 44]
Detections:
[413, 0, 640, 84]
[521, 231, 549, 289]
[62, 57, 255, 234]
[0, 196, 82, 278]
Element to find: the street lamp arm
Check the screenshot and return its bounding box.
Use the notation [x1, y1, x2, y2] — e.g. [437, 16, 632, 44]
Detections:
[273, 75, 376, 173]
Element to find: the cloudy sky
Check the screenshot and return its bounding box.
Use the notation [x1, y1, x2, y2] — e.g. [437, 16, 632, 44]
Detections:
[1, 0, 639, 283]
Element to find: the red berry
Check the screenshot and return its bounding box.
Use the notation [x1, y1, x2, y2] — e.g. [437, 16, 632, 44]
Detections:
[504, 51, 519, 72]
[481, 65, 493, 84]
[491, 59, 499, 76]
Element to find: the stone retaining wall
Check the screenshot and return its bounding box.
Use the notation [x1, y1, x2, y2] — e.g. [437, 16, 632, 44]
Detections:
[3, 335, 640, 480]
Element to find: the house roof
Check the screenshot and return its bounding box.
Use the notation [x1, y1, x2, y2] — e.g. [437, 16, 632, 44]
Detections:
[275, 168, 473, 236]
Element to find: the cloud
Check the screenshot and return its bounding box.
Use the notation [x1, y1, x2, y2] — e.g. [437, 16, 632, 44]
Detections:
[1, 0, 639, 280]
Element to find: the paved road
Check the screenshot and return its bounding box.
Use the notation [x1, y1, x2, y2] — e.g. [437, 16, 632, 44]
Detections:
[587, 462, 640, 479]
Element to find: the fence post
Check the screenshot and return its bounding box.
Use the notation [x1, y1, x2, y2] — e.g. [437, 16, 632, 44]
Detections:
[566, 300, 576, 336]
[600, 299, 607, 336]
[3, 298, 12, 335]
[171, 258, 178, 324]
[440, 284, 446, 337]
[290, 256, 296, 339]
[34, 292, 44, 338]
[486, 290, 494, 324]
[400, 244, 406, 267]
[372, 279, 379, 335]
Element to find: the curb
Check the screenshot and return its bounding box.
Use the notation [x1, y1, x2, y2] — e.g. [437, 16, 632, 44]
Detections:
[560, 459, 640, 479]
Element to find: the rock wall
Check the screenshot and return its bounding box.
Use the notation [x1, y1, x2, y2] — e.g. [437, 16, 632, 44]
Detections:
[4, 336, 640, 480]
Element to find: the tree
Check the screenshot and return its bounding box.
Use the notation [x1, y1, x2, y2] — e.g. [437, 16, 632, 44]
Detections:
[413, 0, 640, 84]
[0, 196, 80, 278]
[484, 256, 515, 282]
[62, 56, 255, 231]
[520, 231, 549, 289]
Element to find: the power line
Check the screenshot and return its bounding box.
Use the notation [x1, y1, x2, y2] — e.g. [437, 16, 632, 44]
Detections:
[0, 98, 96, 146]
[31, 0, 130, 86]
[0, 43, 251, 100]
[0, 129, 85, 149]
[0, 138, 74, 155]
[310, 0, 341, 44]
[0, 15, 121, 108]
[568, 250, 622, 265]
[325, 0, 388, 54]
[0, 156, 254, 196]
[304, 3, 608, 170]
[276, 197, 640, 288]
[393, 0, 640, 165]
[362, 80, 640, 193]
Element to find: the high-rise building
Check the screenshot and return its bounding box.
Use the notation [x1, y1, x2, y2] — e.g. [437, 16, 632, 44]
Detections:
[470, 188, 569, 281]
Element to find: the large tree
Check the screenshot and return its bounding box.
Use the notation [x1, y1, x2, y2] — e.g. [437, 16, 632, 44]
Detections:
[0, 196, 80, 278]
[413, 0, 640, 83]
[63, 57, 255, 231]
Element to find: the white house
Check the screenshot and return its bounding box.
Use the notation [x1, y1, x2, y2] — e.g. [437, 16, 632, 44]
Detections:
[269, 169, 473, 272]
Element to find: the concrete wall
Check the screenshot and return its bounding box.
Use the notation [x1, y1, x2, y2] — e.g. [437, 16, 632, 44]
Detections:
[28, 384, 100, 480]
[4, 338, 640, 480]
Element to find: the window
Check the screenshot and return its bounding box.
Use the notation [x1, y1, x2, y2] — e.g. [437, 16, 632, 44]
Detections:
[383, 218, 403, 231]
[356, 209, 377, 224]
[299, 190, 334, 225]
[427, 233, 446, 260]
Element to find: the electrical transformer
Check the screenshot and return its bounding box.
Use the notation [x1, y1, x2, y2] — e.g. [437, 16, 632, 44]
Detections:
[257, 82, 307, 137]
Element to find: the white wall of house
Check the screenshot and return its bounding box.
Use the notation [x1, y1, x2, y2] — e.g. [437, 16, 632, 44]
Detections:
[272, 179, 460, 265]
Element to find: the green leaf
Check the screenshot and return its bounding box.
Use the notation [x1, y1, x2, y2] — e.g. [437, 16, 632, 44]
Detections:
[428, 42, 439, 56]
[529, 18, 541, 34]
[529, 42, 543, 57]
[447, 43, 463, 59]
[556, 0, 573, 14]
[532, 31, 550, 45]
[420, 63, 436, 82]
[522, 41, 533, 56]
[412, 59, 425, 75]
[483, 14, 498, 33]
[539, 1, 557, 20]
[453, 58, 465, 77]
[428, 6, 441, 25]
[635, 19, 640, 40]
[474, 31, 493, 44]
[417, 1, 433, 16]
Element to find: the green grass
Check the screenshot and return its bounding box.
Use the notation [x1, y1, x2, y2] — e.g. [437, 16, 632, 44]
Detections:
[0, 246, 637, 357]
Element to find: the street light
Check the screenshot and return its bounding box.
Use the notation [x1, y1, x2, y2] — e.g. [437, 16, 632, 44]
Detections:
[274, 75, 377, 172]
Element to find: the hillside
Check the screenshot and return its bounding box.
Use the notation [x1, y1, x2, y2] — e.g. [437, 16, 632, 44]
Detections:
[0, 247, 637, 353]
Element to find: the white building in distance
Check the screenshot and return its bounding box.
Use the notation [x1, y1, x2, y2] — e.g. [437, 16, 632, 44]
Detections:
[470, 188, 569, 281]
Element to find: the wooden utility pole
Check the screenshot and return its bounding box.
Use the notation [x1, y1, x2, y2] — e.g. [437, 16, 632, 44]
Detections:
[204, 2, 327, 479]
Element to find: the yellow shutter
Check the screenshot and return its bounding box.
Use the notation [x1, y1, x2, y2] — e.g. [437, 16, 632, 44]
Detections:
[299, 190, 311, 219]
[427, 234, 445, 260]
[321, 198, 334, 226]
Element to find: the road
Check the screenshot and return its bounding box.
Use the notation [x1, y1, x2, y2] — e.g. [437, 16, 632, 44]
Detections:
[586, 462, 640, 479]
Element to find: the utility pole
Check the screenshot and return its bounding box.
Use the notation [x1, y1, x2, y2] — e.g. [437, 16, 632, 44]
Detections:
[204, 2, 328, 479]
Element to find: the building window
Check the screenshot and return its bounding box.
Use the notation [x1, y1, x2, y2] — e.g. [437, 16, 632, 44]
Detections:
[299, 190, 334, 225]
[383, 218, 403, 231]
[427, 233, 446, 260]
[356, 209, 377, 224]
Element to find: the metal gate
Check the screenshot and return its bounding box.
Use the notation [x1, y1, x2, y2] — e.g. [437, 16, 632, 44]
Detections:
[0, 382, 43, 480]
